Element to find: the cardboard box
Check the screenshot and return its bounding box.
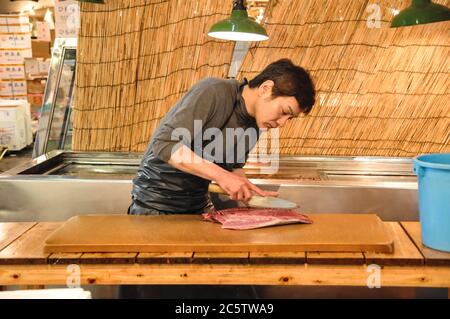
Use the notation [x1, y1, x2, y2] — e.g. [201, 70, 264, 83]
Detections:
[0, 34, 32, 49]
[27, 93, 44, 110]
[26, 79, 46, 94]
[24, 58, 50, 79]
[24, 58, 40, 76]
[32, 40, 51, 58]
[0, 50, 22, 63]
[38, 59, 51, 74]
[0, 49, 32, 64]
[0, 15, 29, 25]
[0, 99, 32, 151]
[0, 94, 27, 100]
[0, 64, 25, 79]
[0, 79, 27, 96]
[0, 24, 30, 33]
[36, 22, 51, 42]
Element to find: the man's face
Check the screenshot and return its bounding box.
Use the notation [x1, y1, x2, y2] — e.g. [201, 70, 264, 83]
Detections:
[253, 81, 301, 129]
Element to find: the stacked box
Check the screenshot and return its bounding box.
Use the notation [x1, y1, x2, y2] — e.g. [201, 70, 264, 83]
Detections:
[0, 99, 33, 151]
[24, 57, 50, 78]
[0, 14, 31, 100]
[0, 49, 32, 64]
[0, 80, 27, 96]
[0, 64, 25, 79]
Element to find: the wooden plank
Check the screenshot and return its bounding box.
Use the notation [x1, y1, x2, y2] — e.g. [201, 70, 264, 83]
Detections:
[48, 253, 82, 265]
[401, 222, 450, 266]
[365, 222, 424, 266]
[44, 214, 394, 253]
[306, 252, 365, 265]
[80, 253, 137, 264]
[137, 252, 193, 264]
[249, 252, 305, 264]
[192, 252, 249, 264]
[23, 285, 45, 290]
[0, 222, 61, 265]
[0, 222, 36, 252]
[1, 264, 449, 287]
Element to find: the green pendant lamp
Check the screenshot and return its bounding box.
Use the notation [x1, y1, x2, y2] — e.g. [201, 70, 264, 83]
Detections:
[391, 0, 450, 27]
[208, 0, 269, 41]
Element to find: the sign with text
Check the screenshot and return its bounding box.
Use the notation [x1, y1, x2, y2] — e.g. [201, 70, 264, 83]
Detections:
[55, 0, 80, 38]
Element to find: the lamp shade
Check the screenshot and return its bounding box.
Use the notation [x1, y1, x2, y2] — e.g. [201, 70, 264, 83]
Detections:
[391, 0, 450, 27]
[208, 9, 268, 42]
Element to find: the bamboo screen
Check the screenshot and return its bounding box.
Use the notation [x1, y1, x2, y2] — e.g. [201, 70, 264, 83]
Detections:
[73, 0, 234, 152]
[241, 0, 449, 156]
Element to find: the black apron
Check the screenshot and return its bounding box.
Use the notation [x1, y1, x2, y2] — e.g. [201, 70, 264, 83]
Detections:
[129, 83, 246, 215]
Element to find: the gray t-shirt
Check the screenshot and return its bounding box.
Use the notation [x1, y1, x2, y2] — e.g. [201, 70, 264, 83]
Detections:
[131, 77, 260, 213]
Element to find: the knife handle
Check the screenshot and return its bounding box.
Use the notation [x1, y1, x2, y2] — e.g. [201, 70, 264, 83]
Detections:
[208, 183, 228, 195]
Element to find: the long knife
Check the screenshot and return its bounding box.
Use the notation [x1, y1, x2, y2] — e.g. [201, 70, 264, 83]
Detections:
[208, 183, 298, 209]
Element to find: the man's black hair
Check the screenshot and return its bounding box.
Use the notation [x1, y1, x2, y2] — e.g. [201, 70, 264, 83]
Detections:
[248, 59, 316, 114]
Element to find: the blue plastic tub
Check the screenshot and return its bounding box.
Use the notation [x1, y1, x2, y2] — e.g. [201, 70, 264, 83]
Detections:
[413, 153, 450, 252]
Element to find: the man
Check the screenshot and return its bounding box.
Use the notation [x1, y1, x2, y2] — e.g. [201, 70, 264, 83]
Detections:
[129, 59, 315, 215]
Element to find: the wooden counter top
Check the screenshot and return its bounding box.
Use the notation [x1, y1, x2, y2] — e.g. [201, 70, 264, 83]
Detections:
[0, 220, 449, 288]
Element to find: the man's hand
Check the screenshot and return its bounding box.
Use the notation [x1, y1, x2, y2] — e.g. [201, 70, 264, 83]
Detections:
[216, 170, 279, 203]
[168, 145, 278, 204]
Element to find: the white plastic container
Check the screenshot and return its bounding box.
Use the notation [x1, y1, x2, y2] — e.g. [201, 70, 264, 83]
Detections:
[0, 99, 32, 150]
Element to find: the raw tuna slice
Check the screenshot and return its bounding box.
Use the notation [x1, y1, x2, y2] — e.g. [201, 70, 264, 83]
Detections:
[202, 207, 313, 230]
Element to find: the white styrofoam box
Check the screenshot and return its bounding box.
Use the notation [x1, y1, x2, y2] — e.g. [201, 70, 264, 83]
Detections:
[0, 33, 32, 49]
[0, 102, 16, 121]
[6, 97, 33, 146]
[0, 99, 30, 119]
[0, 80, 27, 96]
[0, 64, 25, 79]
[0, 49, 32, 64]
[0, 288, 92, 299]
[0, 15, 29, 25]
[0, 99, 32, 150]
[0, 24, 30, 33]
[0, 121, 24, 150]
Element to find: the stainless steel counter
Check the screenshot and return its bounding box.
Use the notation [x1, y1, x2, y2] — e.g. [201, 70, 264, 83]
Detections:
[0, 151, 418, 222]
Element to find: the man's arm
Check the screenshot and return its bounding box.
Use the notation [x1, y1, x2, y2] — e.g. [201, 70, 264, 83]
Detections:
[232, 168, 246, 178]
[168, 145, 278, 202]
[152, 81, 221, 163]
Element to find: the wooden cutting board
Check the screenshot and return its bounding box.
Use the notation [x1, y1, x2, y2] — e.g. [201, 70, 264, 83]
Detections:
[44, 214, 394, 253]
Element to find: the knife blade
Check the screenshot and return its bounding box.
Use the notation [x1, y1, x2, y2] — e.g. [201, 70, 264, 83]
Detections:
[208, 183, 298, 209]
